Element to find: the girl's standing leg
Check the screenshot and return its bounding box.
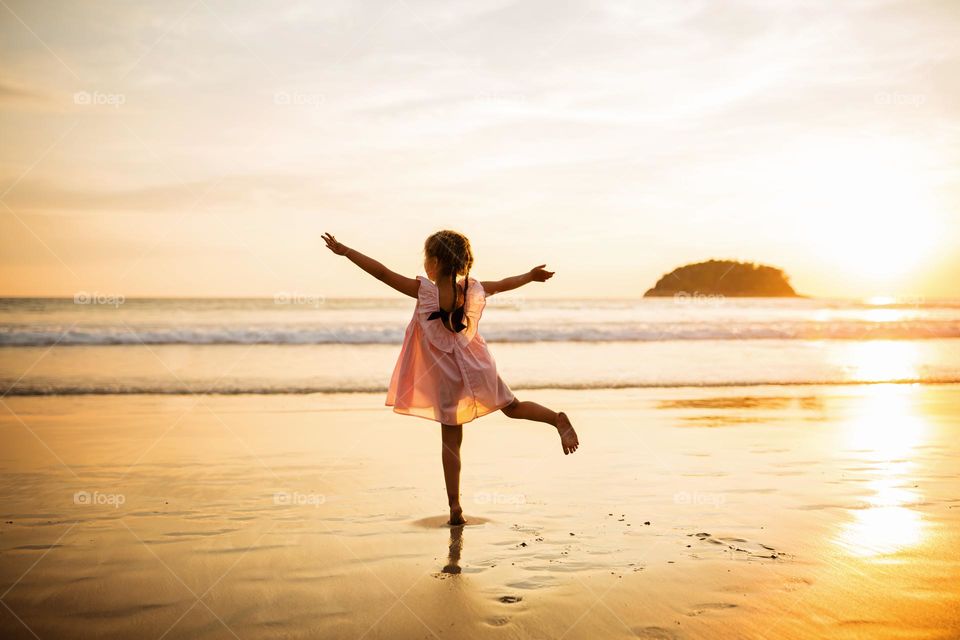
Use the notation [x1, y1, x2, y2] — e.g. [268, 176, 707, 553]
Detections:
[501, 398, 580, 455]
[441, 423, 465, 525]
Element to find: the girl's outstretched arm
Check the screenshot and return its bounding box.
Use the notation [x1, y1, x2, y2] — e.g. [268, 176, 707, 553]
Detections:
[482, 264, 554, 296]
[323, 232, 419, 298]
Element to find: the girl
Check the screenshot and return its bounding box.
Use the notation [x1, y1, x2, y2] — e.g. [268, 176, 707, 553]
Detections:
[323, 230, 579, 525]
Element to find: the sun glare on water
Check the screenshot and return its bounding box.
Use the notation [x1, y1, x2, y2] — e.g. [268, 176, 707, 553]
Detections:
[839, 340, 920, 383]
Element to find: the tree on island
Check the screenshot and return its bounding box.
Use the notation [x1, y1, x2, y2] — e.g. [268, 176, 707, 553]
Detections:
[643, 259, 799, 297]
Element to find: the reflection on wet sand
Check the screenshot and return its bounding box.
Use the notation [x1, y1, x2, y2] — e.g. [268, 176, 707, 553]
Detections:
[657, 396, 819, 410]
[658, 395, 824, 428]
[836, 384, 928, 557]
[443, 525, 464, 574]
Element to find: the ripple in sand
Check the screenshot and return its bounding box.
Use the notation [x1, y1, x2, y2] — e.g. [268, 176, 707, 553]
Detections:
[74, 602, 176, 620]
[30, 518, 83, 527]
[506, 576, 555, 589]
[524, 561, 596, 573]
[632, 626, 679, 639]
[163, 528, 239, 537]
[203, 543, 288, 555]
[127, 510, 196, 518]
[13, 543, 64, 550]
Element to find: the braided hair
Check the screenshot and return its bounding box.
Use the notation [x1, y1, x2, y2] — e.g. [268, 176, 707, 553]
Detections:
[424, 230, 474, 317]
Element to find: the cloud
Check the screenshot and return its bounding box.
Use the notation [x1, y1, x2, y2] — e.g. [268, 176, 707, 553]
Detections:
[0, 77, 59, 109]
[0, 0, 958, 296]
[1, 173, 370, 214]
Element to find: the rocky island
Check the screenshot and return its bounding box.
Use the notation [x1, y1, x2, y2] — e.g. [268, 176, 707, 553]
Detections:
[644, 259, 799, 297]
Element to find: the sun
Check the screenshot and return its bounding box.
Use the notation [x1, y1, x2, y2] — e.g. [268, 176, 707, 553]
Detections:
[777, 137, 943, 286]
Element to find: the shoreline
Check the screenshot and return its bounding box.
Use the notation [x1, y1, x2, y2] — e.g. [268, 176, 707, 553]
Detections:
[2, 384, 959, 639]
[4, 378, 960, 398]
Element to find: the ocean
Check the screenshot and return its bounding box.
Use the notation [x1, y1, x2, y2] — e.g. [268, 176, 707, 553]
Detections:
[2, 296, 959, 396]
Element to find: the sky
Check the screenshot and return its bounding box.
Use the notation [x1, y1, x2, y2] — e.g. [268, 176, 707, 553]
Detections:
[1, 0, 958, 299]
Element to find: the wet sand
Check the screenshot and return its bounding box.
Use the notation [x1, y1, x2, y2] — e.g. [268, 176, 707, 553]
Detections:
[1, 384, 959, 639]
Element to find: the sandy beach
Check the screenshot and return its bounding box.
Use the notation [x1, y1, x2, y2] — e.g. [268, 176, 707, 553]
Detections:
[2, 384, 958, 639]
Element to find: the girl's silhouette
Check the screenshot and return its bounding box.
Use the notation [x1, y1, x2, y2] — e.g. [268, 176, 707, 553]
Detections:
[323, 230, 579, 525]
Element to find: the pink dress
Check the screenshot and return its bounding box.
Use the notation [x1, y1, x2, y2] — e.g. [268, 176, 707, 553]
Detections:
[385, 275, 516, 424]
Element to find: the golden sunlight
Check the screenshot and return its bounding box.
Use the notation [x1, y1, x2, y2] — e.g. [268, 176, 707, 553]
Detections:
[835, 385, 928, 557]
[838, 505, 924, 558]
[779, 138, 944, 286]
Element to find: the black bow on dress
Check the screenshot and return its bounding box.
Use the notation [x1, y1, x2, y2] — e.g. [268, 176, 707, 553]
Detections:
[427, 306, 467, 333]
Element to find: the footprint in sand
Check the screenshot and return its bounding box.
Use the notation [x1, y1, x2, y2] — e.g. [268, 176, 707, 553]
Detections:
[632, 626, 678, 639]
[498, 595, 522, 604]
[688, 602, 738, 616]
[686, 532, 781, 558]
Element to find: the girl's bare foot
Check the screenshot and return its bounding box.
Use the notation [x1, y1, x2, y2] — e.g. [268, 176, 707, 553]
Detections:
[449, 505, 466, 526]
[556, 412, 579, 455]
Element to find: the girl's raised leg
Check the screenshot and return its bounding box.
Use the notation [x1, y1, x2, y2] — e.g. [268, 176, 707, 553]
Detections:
[501, 398, 580, 455]
[441, 423, 466, 525]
